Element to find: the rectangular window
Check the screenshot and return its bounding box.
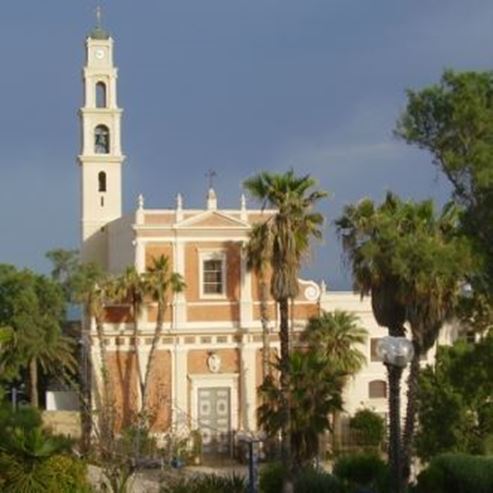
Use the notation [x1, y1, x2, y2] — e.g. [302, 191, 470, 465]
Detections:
[200, 252, 226, 297]
[203, 259, 223, 294]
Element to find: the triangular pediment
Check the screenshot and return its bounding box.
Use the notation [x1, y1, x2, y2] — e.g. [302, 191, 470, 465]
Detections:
[176, 210, 250, 229]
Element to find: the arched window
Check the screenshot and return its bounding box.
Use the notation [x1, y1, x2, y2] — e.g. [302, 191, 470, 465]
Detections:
[98, 171, 107, 192]
[94, 125, 110, 154]
[96, 82, 107, 108]
[369, 380, 387, 399]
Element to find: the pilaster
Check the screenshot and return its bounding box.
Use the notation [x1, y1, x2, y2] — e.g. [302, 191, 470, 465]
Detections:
[240, 243, 253, 327]
[240, 341, 258, 431]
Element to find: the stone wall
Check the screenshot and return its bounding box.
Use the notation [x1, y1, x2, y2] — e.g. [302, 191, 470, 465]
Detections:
[42, 411, 81, 439]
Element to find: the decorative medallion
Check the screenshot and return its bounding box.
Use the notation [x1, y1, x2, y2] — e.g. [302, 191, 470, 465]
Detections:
[207, 353, 221, 373]
[304, 284, 321, 301]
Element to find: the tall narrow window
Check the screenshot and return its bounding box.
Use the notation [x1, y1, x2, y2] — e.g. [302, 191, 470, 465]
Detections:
[98, 171, 107, 192]
[200, 252, 226, 296]
[96, 82, 107, 108]
[95, 125, 110, 154]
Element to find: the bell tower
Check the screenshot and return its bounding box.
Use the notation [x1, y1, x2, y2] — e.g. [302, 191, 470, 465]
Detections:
[79, 11, 125, 265]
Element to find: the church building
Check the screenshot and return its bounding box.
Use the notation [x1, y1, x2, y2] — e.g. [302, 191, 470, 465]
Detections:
[79, 22, 403, 453]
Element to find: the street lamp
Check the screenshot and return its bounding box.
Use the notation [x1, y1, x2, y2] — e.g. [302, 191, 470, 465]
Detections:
[377, 336, 414, 493]
[377, 336, 414, 368]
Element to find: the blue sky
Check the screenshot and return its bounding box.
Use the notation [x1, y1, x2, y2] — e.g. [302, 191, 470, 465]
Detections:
[1, 1, 492, 289]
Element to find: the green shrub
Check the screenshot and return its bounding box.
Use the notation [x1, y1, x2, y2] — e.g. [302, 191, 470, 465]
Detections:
[0, 452, 90, 493]
[350, 409, 386, 448]
[333, 452, 387, 491]
[0, 405, 85, 493]
[259, 462, 284, 493]
[294, 468, 344, 493]
[43, 454, 90, 492]
[161, 473, 246, 493]
[415, 453, 493, 493]
[259, 463, 343, 493]
[0, 404, 42, 441]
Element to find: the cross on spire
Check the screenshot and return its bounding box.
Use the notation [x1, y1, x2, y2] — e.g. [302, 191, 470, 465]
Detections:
[206, 169, 217, 190]
[96, 5, 102, 28]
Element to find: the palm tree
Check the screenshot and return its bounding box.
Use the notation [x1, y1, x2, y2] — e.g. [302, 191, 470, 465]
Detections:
[141, 255, 185, 414]
[336, 194, 474, 493]
[303, 310, 367, 374]
[392, 200, 474, 485]
[302, 310, 367, 451]
[246, 222, 273, 379]
[71, 263, 116, 448]
[258, 351, 344, 467]
[336, 193, 409, 493]
[115, 266, 147, 401]
[244, 170, 327, 491]
[0, 426, 70, 493]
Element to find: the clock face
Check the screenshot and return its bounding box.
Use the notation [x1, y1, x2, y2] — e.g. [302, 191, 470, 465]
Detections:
[95, 49, 105, 60]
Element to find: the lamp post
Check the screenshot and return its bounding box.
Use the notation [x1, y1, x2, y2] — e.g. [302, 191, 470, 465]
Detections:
[377, 336, 414, 493]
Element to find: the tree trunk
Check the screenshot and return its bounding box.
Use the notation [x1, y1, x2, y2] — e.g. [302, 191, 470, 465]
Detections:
[401, 347, 421, 489]
[29, 357, 38, 408]
[80, 332, 92, 453]
[279, 297, 294, 493]
[332, 410, 341, 453]
[259, 278, 270, 379]
[387, 362, 403, 493]
[141, 298, 165, 413]
[95, 316, 115, 445]
[132, 300, 145, 405]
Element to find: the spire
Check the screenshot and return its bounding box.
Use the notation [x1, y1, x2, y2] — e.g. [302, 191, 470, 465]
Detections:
[176, 193, 184, 221]
[89, 5, 110, 40]
[136, 194, 145, 225]
[207, 188, 217, 210]
[240, 193, 247, 221]
[205, 169, 218, 210]
[96, 5, 102, 28]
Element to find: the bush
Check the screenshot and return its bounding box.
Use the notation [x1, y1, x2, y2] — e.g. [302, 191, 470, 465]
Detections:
[0, 452, 90, 493]
[0, 405, 85, 493]
[415, 453, 493, 493]
[259, 463, 344, 493]
[350, 409, 386, 448]
[294, 468, 344, 493]
[43, 454, 90, 492]
[160, 473, 246, 493]
[333, 452, 388, 491]
[259, 462, 284, 493]
[0, 404, 42, 440]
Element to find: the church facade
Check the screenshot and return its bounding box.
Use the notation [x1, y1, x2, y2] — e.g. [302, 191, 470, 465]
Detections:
[78, 26, 420, 451]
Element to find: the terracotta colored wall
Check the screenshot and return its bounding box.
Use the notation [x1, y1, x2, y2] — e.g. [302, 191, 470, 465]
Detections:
[188, 304, 239, 322]
[104, 306, 132, 323]
[184, 241, 241, 302]
[147, 304, 173, 323]
[145, 243, 173, 270]
[145, 350, 172, 431]
[188, 348, 240, 374]
[292, 303, 320, 320]
[106, 351, 139, 430]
